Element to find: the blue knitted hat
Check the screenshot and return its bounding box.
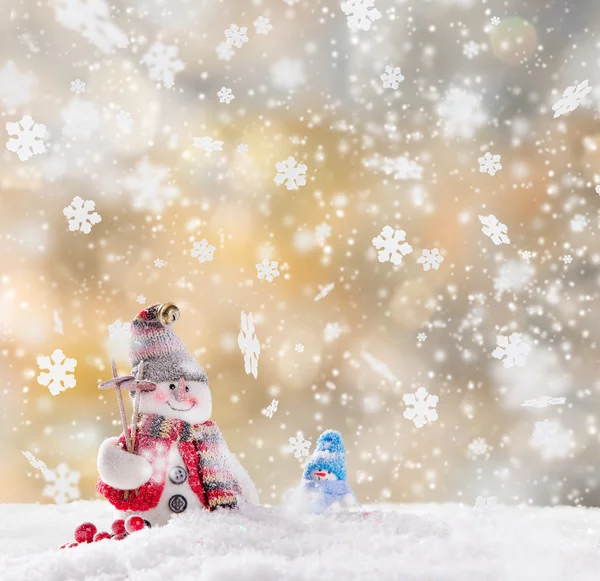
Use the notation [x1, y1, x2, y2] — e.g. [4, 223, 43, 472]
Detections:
[302, 430, 347, 481]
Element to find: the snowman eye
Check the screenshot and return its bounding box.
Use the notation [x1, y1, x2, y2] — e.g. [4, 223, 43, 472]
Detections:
[169, 384, 176, 390]
[185, 386, 189, 392]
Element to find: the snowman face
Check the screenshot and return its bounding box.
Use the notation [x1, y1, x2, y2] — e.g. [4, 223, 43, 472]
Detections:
[138, 378, 212, 423]
[309, 469, 338, 481]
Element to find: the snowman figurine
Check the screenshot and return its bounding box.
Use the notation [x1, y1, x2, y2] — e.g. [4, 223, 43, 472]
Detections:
[297, 430, 359, 514]
[97, 303, 258, 526]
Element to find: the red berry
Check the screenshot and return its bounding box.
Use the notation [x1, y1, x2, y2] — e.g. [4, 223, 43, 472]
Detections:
[112, 533, 128, 541]
[93, 531, 112, 542]
[125, 515, 145, 534]
[74, 522, 97, 544]
[111, 519, 126, 535]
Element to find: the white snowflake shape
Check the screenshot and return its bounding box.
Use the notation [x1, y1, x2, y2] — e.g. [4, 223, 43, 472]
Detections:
[217, 87, 235, 104]
[22, 451, 51, 478]
[552, 80, 591, 118]
[61, 98, 101, 139]
[478, 152, 502, 176]
[436, 88, 487, 140]
[274, 156, 307, 190]
[142, 41, 184, 87]
[238, 311, 260, 379]
[124, 158, 179, 213]
[288, 434, 311, 458]
[225, 24, 249, 49]
[62, 196, 102, 234]
[136, 295, 146, 304]
[43, 463, 80, 504]
[463, 41, 480, 59]
[492, 333, 531, 368]
[561, 254, 572, 264]
[491, 16, 500, 26]
[521, 396, 566, 408]
[372, 226, 413, 265]
[108, 319, 131, 342]
[479, 214, 510, 245]
[315, 223, 332, 244]
[191, 239, 215, 263]
[403, 387, 438, 428]
[254, 16, 272, 35]
[295, 343, 305, 353]
[468, 437, 489, 458]
[340, 0, 382, 31]
[216, 41, 235, 61]
[570, 214, 587, 232]
[6, 115, 46, 161]
[417, 248, 444, 271]
[417, 332, 427, 342]
[531, 419, 573, 459]
[380, 65, 404, 89]
[264, 399, 279, 419]
[154, 259, 166, 268]
[256, 259, 280, 282]
[381, 156, 423, 180]
[194, 136, 224, 154]
[237, 143, 249, 153]
[324, 322, 342, 343]
[70, 79, 86, 94]
[37, 349, 77, 396]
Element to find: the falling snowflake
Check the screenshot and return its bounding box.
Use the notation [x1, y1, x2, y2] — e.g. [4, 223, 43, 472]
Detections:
[6, 115, 46, 161]
[256, 259, 280, 282]
[417, 248, 444, 271]
[463, 41, 480, 59]
[36, 349, 77, 396]
[225, 24, 249, 48]
[264, 399, 279, 419]
[154, 259, 166, 268]
[490, 16, 500, 26]
[531, 419, 574, 459]
[237, 143, 249, 153]
[340, 0, 382, 31]
[136, 295, 146, 304]
[254, 16, 272, 35]
[570, 214, 587, 233]
[436, 88, 487, 140]
[124, 158, 179, 213]
[417, 332, 427, 343]
[238, 311, 260, 379]
[315, 223, 332, 244]
[274, 156, 307, 190]
[22, 451, 51, 478]
[70, 79, 86, 94]
[372, 226, 413, 265]
[295, 343, 305, 353]
[324, 322, 342, 343]
[0, 62, 35, 108]
[552, 80, 591, 118]
[492, 333, 531, 368]
[216, 41, 235, 61]
[403, 387, 438, 428]
[468, 438, 490, 458]
[270, 58, 306, 91]
[191, 239, 215, 263]
[521, 396, 566, 408]
[288, 434, 311, 458]
[61, 98, 101, 139]
[314, 282, 334, 302]
[43, 463, 80, 504]
[217, 87, 235, 104]
[53, 0, 128, 54]
[62, 196, 102, 234]
[380, 65, 404, 89]
[596, 185, 600, 196]
[53, 311, 64, 335]
[478, 152, 502, 176]
[479, 214, 510, 245]
[561, 255, 573, 264]
[108, 319, 131, 342]
[380, 156, 423, 180]
[194, 136, 224, 154]
[142, 41, 184, 87]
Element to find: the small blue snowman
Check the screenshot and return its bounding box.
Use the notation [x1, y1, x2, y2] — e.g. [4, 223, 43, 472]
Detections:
[299, 430, 360, 514]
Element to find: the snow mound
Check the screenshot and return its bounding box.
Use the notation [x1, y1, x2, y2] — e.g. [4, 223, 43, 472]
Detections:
[1, 501, 599, 580]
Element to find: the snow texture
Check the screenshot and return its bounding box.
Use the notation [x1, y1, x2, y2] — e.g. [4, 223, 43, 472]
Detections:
[1, 501, 600, 580]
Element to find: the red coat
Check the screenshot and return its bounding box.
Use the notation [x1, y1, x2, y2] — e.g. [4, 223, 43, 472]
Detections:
[97, 416, 239, 512]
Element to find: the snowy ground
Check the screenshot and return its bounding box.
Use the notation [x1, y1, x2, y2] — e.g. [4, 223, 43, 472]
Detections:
[0, 501, 599, 580]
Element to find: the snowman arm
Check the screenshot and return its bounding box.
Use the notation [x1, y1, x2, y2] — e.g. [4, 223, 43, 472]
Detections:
[97, 436, 153, 490]
[227, 450, 260, 505]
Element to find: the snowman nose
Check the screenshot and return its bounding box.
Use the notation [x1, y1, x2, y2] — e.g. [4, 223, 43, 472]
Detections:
[174, 377, 188, 402]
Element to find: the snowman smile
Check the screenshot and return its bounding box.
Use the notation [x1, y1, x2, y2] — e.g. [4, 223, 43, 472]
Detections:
[167, 402, 196, 412]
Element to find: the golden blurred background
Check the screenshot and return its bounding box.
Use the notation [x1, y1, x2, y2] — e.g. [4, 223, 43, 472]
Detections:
[2, 0, 600, 507]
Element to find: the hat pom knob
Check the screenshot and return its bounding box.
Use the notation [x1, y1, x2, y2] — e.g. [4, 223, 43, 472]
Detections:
[158, 302, 180, 326]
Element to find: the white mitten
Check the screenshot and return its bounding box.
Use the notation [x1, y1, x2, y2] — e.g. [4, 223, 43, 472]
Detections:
[97, 437, 153, 490]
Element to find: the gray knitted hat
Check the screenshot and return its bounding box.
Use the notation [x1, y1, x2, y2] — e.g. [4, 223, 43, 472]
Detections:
[129, 303, 207, 384]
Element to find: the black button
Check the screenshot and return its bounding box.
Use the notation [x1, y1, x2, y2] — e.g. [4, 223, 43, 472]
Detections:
[169, 466, 188, 485]
[168, 494, 187, 513]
